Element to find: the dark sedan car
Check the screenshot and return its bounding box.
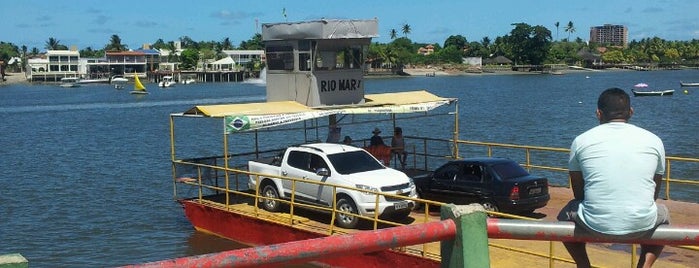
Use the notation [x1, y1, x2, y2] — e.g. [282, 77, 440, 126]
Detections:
[412, 157, 550, 214]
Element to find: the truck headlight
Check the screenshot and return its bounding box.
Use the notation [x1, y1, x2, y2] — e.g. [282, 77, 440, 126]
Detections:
[355, 184, 379, 195]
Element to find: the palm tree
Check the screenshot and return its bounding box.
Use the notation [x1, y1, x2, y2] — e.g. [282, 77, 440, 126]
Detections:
[389, 29, 398, 40]
[564, 21, 576, 41]
[481, 37, 491, 56]
[45, 37, 62, 50]
[401, 24, 411, 37]
[21, 45, 27, 72]
[167, 41, 178, 62]
[105, 34, 127, 51]
[554, 22, 560, 41]
[221, 37, 233, 50]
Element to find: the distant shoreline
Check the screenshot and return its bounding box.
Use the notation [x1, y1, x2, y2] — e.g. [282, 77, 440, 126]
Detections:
[0, 67, 644, 86]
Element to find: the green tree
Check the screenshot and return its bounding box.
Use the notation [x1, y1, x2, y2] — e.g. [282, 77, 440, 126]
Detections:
[601, 49, 624, 63]
[504, 23, 551, 65]
[401, 24, 411, 37]
[221, 37, 234, 50]
[564, 21, 576, 41]
[389, 29, 398, 40]
[80, 46, 103, 58]
[664, 48, 680, 62]
[21, 45, 27, 72]
[105, 34, 127, 51]
[152, 38, 167, 50]
[239, 33, 263, 50]
[554, 22, 560, 40]
[481, 37, 491, 54]
[436, 45, 463, 63]
[179, 36, 197, 49]
[179, 48, 199, 70]
[45, 37, 67, 50]
[0, 42, 19, 62]
[443, 35, 467, 50]
[167, 41, 179, 62]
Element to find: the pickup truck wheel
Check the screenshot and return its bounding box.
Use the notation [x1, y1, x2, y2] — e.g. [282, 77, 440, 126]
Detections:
[335, 196, 359, 229]
[260, 184, 281, 212]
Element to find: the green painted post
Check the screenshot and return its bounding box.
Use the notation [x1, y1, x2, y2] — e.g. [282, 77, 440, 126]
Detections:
[440, 204, 490, 268]
[0, 254, 28, 268]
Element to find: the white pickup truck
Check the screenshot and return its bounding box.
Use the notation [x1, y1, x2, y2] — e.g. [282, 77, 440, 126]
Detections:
[248, 143, 417, 229]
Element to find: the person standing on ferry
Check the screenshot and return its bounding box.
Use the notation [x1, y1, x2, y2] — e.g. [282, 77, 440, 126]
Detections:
[391, 127, 407, 168]
[557, 88, 670, 268]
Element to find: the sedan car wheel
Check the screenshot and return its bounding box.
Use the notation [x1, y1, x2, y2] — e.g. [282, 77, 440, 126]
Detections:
[481, 201, 499, 213]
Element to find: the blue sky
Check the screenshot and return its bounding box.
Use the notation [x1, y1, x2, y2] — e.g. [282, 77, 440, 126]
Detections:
[2, 0, 698, 51]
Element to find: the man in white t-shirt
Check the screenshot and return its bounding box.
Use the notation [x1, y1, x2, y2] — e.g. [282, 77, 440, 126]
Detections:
[558, 88, 670, 268]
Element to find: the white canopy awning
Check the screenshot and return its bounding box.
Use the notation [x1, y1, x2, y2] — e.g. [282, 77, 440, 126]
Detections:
[177, 90, 456, 133]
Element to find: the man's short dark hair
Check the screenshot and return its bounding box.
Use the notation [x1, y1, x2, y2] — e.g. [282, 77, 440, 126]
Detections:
[598, 87, 631, 121]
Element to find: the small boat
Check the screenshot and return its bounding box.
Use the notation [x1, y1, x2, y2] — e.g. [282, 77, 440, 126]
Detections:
[111, 75, 128, 89]
[680, 81, 699, 87]
[158, 76, 176, 88]
[631, 88, 674, 97]
[130, 74, 148, 95]
[159, 76, 176, 87]
[59, 77, 80, 88]
[181, 78, 196, 84]
[77, 77, 110, 84]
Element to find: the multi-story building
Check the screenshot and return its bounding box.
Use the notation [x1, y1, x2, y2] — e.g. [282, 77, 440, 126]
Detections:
[590, 24, 628, 47]
[221, 50, 265, 66]
[26, 49, 80, 81]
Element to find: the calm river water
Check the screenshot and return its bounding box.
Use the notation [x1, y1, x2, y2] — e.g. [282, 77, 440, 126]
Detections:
[1, 69, 698, 267]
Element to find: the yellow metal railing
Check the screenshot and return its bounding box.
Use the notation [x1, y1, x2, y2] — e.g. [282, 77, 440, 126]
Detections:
[454, 139, 699, 202]
[172, 137, 699, 268]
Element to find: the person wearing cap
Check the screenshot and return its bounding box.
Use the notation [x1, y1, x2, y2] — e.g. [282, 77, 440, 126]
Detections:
[370, 127, 385, 146]
[366, 128, 391, 165]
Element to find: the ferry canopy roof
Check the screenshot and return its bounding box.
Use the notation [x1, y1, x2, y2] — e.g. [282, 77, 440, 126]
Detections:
[178, 90, 456, 133]
[262, 19, 379, 41]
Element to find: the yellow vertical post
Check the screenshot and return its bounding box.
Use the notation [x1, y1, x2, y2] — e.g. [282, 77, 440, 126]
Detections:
[453, 100, 460, 159]
[223, 119, 230, 206]
[169, 115, 177, 199]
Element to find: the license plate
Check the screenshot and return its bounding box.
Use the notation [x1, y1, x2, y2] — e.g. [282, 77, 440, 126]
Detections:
[529, 187, 542, 195]
[394, 201, 410, 210]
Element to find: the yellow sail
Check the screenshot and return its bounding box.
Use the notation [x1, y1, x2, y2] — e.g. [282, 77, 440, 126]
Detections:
[134, 73, 146, 91]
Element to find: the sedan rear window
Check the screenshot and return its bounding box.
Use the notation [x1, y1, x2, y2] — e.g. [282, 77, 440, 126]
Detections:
[491, 161, 529, 179]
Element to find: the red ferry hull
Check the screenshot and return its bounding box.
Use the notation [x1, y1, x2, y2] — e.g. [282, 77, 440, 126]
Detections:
[180, 200, 440, 267]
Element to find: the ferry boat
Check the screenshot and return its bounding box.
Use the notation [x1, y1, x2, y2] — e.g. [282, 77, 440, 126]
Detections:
[168, 19, 699, 268]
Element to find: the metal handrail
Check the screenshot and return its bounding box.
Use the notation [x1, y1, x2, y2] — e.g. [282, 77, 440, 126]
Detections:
[172, 137, 699, 268]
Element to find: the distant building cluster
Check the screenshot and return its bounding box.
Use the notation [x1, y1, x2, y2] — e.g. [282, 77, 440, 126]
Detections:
[589, 24, 628, 48]
[24, 43, 265, 82]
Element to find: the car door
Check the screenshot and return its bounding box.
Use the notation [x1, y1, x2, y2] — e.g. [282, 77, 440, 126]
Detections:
[425, 162, 461, 201]
[283, 151, 315, 202]
[305, 153, 331, 205]
[451, 163, 489, 204]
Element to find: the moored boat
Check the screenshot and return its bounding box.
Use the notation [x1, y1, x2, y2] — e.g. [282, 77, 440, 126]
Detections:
[59, 77, 80, 88]
[680, 81, 699, 87]
[158, 76, 176, 87]
[631, 88, 674, 96]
